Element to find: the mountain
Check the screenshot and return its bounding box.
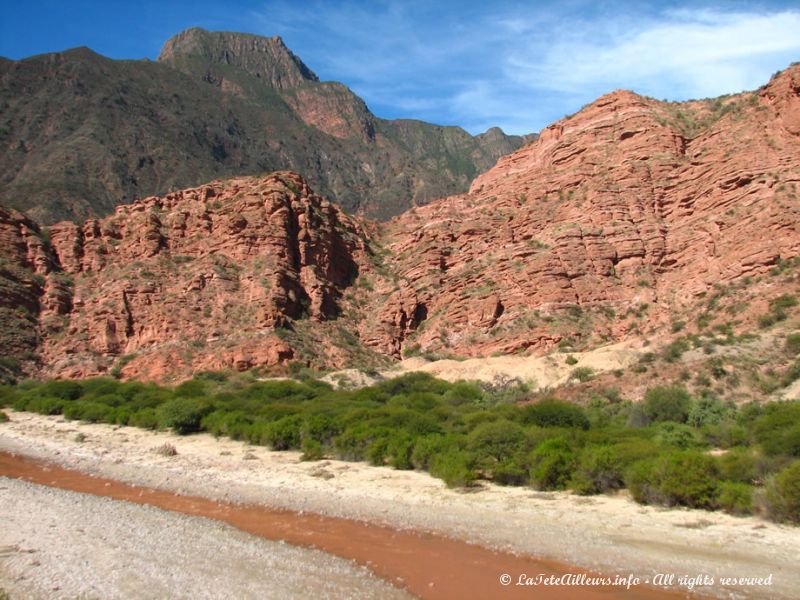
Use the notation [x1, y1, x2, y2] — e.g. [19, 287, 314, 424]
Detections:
[360, 66, 800, 359]
[0, 64, 798, 384]
[0, 28, 531, 225]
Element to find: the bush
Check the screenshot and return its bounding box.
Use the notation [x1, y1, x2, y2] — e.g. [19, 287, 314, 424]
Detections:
[571, 445, 624, 494]
[626, 451, 720, 509]
[63, 401, 115, 423]
[386, 434, 415, 470]
[157, 398, 210, 434]
[753, 403, 800, 457]
[0, 410, 8, 422]
[765, 460, 800, 523]
[38, 380, 83, 401]
[529, 437, 577, 490]
[467, 419, 527, 467]
[522, 399, 590, 430]
[154, 443, 178, 457]
[717, 449, 756, 484]
[717, 482, 754, 515]
[687, 396, 730, 427]
[643, 386, 692, 423]
[653, 422, 702, 449]
[128, 408, 158, 430]
[492, 458, 529, 486]
[411, 434, 462, 470]
[263, 414, 304, 450]
[300, 438, 324, 461]
[570, 367, 595, 382]
[786, 333, 800, 355]
[429, 449, 476, 488]
[662, 338, 690, 363]
[25, 396, 65, 416]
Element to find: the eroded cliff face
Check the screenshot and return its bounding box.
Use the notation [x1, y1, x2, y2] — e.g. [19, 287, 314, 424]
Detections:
[2, 66, 799, 382]
[358, 66, 800, 358]
[0, 172, 375, 381]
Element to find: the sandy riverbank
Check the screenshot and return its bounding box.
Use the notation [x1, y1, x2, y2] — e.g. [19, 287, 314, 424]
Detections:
[1, 411, 798, 599]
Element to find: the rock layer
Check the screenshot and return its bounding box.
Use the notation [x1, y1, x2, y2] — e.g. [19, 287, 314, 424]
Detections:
[1, 172, 373, 380]
[358, 67, 800, 358]
[2, 66, 799, 381]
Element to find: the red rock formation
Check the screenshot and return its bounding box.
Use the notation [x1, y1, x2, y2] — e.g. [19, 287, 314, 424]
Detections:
[359, 66, 800, 358]
[2, 65, 800, 381]
[4, 172, 372, 381]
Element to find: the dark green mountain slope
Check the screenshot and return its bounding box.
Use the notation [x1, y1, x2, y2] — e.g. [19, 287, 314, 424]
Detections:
[0, 28, 533, 223]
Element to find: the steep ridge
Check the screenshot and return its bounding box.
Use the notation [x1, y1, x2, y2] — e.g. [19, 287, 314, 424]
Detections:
[0, 172, 377, 381]
[0, 28, 530, 225]
[359, 65, 800, 358]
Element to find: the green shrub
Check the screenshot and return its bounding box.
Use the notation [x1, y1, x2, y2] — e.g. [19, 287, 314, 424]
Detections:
[467, 419, 527, 467]
[429, 449, 476, 488]
[25, 396, 65, 416]
[786, 333, 800, 355]
[128, 407, 158, 429]
[263, 414, 304, 450]
[570, 367, 595, 382]
[765, 460, 800, 523]
[653, 422, 702, 449]
[717, 449, 757, 484]
[643, 386, 692, 423]
[63, 401, 115, 423]
[386, 434, 415, 470]
[522, 399, 590, 430]
[300, 438, 324, 461]
[38, 380, 83, 401]
[492, 458, 529, 486]
[626, 451, 720, 509]
[717, 482, 754, 515]
[702, 420, 749, 448]
[411, 434, 463, 470]
[156, 398, 210, 435]
[0, 410, 8, 422]
[571, 445, 624, 494]
[565, 355, 578, 366]
[529, 437, 577, 490]
[442, 381, 483, 405]
[753, 403, 800, 457]
[687, 396, 730, 427]
[771, 294, 798, 312]
[662, 338, 690, 363]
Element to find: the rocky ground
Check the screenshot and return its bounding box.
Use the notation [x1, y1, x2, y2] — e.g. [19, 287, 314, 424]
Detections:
[1, 411, 798, 599]
[0, 478, 411, 600]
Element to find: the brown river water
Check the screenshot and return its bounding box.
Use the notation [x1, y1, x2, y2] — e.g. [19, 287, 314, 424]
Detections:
[0, 451, 693, 600]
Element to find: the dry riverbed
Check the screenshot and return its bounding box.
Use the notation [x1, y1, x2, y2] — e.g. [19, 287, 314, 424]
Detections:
[1, 411, 798, 599]
[0, 478, 411, 600]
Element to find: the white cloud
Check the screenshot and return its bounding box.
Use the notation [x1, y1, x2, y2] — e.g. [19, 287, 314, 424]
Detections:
[509, 9, 800, 99]
[247, 3, 800, 135]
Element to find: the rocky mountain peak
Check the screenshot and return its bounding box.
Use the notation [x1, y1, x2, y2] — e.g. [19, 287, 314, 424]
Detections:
[158, 27, 319, 89]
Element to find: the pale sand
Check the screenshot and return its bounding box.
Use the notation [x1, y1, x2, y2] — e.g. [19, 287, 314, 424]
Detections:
[2, 411, 798, 599]
[325, 339, 644, 389]
[0, 478, 412, 600]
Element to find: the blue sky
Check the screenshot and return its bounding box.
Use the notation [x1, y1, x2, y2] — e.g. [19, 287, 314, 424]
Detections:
[2, 1, 800, 134]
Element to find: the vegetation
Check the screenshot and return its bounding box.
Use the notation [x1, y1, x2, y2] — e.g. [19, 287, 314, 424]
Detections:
[2, 373, 800, 523]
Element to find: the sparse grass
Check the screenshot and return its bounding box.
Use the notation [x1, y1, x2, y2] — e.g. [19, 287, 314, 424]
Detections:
[154, 443, 178, 457]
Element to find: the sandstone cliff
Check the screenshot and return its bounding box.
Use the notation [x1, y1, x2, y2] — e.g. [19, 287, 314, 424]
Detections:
[1, 65, 799, 382]
[0, 173, 380, 381]
[358, 66, 800, 358]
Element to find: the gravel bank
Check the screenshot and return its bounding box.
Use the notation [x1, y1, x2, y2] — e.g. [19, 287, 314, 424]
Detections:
[2, 411, 798, 599]
[0, 477, 411, 600]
